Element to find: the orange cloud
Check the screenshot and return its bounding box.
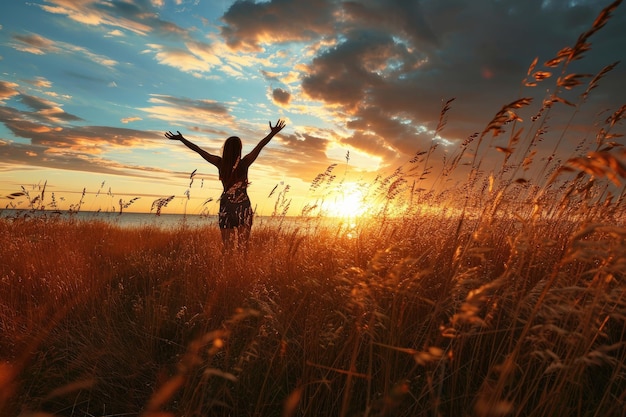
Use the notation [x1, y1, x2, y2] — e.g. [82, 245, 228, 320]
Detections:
[0, 81, 20, 102]
[220, 0, 337, 51]
[12, 33, 118, 68]
[121, 117, 143, 124]
[148, 44, 213, 73]
[140, 94, 234, 129]
[12, 33, 59, 55]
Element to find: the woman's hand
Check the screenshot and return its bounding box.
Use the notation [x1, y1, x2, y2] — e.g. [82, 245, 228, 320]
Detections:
[269, 119, 286, 135]
[164, 131, 184, 141]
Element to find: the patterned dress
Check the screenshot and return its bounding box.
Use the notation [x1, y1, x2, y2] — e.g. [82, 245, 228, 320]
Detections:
[218, 158, 253, 229]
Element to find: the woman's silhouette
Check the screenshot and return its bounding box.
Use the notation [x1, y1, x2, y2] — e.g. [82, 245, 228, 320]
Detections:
[165, 119, 286, 252]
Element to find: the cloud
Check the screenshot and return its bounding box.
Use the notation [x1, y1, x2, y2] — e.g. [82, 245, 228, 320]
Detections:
[342, 0, 438, 49]
[11, 33, 60, 55]
[66, 44, 118, 68]
[279, 130, 329, 158]
[0, 81, 20, 102]
[0, 81, 157, 155]
[16, 94, 82, 124]
[0, 92, 196, 195]
[26, 77, 53, 89]
[268, 130, 335, 180]
[147, 43, 214, 73]
[107, 29, 125, 37]
[0, 105, 152, 152]
[272, 88, 291, 105]
[147, 40, 274, 78]
[140, 94, 235, 129]
[261, 70, 281, 82]
[0, 98, 167, 181]
[121, 116, 142, 124]
[11, 33, 118, 68]
[0, 139, 171, 181]
[293, 0, 626, 173]
[260, 69, 301, 88]
[4, 0, 624, 194]
[39, 0, 173, 37]
[220, 0, 337, 51]
[301, 30, 422, 109]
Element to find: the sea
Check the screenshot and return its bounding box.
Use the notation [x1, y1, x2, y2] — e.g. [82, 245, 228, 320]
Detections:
[0, 209, 357, 235]
[0, 208, 211, 228]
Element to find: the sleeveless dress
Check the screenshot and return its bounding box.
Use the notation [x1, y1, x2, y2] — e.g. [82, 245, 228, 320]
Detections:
[218, 158, 253, 229]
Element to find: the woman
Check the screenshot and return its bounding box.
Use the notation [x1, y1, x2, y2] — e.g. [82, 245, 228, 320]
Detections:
[165, 119, 286, 252]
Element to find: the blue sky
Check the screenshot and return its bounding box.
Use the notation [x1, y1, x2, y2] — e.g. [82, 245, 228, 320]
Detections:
[1, 0, 624, 215]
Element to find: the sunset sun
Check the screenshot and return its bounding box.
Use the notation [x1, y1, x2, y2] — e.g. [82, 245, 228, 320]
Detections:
[322, 183, 371, 218]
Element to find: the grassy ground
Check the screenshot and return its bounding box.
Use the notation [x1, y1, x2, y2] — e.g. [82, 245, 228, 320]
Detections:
[1, 209, 625, 416]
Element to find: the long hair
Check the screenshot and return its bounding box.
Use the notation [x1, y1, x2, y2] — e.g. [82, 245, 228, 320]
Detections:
[220, 136, 242, 186]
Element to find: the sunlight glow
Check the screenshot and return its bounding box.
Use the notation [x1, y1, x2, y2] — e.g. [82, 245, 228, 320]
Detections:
[322, 183, 371, 218]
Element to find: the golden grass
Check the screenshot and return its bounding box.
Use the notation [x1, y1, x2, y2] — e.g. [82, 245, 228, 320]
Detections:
[1, 1, 625, 416]
[1, 209, 624, 416]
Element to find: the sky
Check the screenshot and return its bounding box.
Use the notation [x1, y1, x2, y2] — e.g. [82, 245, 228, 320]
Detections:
[1, 0, 625, 216]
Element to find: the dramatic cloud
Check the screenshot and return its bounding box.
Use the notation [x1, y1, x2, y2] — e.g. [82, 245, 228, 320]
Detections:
[296, 0, 626, 170]
[220, 0, 338, 51]
[301, 30, 422, 107]
[342, 0, 439, 49]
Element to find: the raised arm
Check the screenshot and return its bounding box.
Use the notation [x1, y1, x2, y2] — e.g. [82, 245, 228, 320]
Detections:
[243, 119, 286, 165]
[165, 130, 221, 168]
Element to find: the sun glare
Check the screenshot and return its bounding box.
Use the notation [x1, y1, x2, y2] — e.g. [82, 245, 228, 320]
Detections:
[322, 183, 370, 218]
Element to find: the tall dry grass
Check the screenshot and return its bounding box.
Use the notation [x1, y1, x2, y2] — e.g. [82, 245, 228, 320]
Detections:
[2, 1, 626, 416]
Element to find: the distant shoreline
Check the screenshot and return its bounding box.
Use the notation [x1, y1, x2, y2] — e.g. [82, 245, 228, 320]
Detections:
[0, 208, 356, 231]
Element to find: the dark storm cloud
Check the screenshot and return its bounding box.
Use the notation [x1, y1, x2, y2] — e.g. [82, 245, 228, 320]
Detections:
[220, 0, 338, 51]
[295, 0, 625, 169]
[301, 30, 405, 107]
[342, 0, 439, 48]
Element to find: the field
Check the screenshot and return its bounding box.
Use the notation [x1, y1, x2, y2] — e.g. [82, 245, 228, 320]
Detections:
[1, 199, 625, 417]
[2, 2, 626, 416]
